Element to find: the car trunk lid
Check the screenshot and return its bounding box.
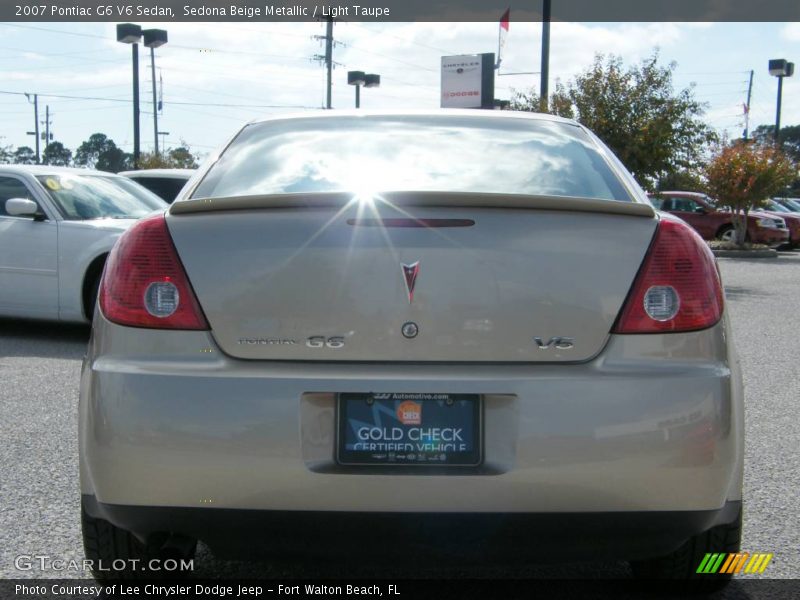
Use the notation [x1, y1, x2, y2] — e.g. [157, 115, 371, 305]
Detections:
[167, 193, 656, 362]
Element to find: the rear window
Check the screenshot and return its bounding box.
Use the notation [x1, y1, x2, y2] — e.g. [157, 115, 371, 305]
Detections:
[191, 115, 630, 202]
[130, 176, 188, 203]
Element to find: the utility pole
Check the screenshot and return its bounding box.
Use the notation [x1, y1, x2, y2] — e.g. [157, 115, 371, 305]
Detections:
[540, 0, 551, 113]
[313, 17, 337, 109]
[324, 17, 334, 109]
[43, 105, 52, 148]
[33, 94, 40, 164]
[743, 70, 753, 140]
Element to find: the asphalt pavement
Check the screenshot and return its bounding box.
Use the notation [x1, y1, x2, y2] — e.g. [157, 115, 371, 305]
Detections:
[1, 253, 798, 589]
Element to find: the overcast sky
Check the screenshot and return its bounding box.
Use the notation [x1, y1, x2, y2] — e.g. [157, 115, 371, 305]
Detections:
[0, 21, 798, 160]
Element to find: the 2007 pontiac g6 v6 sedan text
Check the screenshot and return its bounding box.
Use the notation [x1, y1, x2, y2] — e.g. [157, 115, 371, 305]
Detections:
[79, 110, 743, 587]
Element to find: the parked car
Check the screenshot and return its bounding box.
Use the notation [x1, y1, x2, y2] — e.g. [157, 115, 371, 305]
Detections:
[758, 199, 800, 247]
[773, 197, 800, 212]
[81, 111, 743, 588]
[648, 191, 789, 247]
[0, 165, 167, 323]
[119, 168, 195, 203]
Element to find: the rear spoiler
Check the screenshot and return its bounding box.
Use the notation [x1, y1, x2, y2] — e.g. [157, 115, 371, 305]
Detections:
[170, 191, 655, 218]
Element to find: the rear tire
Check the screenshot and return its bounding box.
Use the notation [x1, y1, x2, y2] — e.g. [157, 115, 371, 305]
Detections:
[81, 498, 196, 580]
[630, 507, 742, 591]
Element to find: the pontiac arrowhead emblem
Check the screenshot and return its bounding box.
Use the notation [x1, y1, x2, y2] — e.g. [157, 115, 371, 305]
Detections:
[401, 261, 420, 303]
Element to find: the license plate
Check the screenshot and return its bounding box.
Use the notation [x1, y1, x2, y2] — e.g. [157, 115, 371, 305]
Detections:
[336, 393, 482, 467]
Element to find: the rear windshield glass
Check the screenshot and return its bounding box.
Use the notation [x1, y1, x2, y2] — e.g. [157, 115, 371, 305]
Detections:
[130, 176, 188, 203]
[191, 115, 630, 201]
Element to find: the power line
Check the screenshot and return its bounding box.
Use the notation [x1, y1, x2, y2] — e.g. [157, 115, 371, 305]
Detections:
[167, 105, 262, 123]
[339, 39, 438, 72]
[0, 89, 316, 109]
[0, 44, 111, 58]
[0, 56, 128, 73]
[344, 22, 457, 56]
[167, 82, 309, 105]
[37, 83, 129, 95]
[678, 70, 751, 76]
[0, 23, 313, 62]
[0, 22, 107, 40]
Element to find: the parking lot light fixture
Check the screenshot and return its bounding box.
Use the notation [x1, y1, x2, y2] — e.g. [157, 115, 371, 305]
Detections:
[347, 71, 380, 109]
[348, 71, 366, 109]
[769, 58, 795, 144]
[143, 29, 168, 156]
[117, 23, 143, 168]
[364, 74, 381, 89]
[158, 131, 170, 151]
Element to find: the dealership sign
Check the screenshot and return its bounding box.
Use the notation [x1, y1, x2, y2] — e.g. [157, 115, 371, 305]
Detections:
[440, 53, 496, 109]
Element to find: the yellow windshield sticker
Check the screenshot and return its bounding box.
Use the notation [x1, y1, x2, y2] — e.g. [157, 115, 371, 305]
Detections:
[45, 177, 61, 191]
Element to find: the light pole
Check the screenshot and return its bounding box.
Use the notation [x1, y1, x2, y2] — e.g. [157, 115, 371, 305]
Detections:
[347, 71, 380, 108]
[540, 0, 551, 112]
[117, 23, 142, 169]
[769, 59, 795, 144]
[158, 131, 170, 152]
[24, 93, 40, 163]
[143, 29, 167, 156]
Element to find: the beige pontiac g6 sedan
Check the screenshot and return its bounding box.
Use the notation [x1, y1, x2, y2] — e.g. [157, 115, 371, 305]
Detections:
[79, 111, 743, 586]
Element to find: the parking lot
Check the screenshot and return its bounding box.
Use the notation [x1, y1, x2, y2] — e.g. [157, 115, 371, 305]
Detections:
[1, 253, 798, 585]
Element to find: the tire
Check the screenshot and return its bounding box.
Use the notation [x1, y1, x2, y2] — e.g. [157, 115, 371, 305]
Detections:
[717, 225, 749, 244]
[630, 507, 742, 591]
[89, 275, 101, 319]
[81, 498, 196, 580]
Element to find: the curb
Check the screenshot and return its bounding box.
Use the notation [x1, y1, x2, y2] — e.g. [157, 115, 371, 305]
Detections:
[712, 249, 778, 259]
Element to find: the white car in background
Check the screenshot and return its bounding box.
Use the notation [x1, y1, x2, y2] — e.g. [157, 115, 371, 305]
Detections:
[0, 165, 167, 323]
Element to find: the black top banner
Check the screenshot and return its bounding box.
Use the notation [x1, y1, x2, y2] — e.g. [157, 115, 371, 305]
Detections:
[5, 0, 800, 22]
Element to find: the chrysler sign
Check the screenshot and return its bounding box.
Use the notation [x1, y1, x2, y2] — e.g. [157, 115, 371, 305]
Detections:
[440, 53, 496, 109]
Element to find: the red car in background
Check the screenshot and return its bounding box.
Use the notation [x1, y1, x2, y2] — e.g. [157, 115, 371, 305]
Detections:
[759, 199, 800, 248]
[648, 191, 789, 247]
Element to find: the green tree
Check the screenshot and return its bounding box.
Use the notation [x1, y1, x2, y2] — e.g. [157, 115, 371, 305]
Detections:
[656, 169, 705, 192]
[512, 52, 716, 190]
[166, 146, 199, 169]
[705, 142, 796, 246]
[42, 141, 72, 166]
[751, 124, 800, 162]
[138, 145, 199, 169]
[0, 141, 13, 164]
[751, 124, 800, 195]
[12, 146, 36, 165]
[74, 133, 131, 172]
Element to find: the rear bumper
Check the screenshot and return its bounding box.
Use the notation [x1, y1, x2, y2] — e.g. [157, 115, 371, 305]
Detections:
[82, 495, 742, 562]
[80, 314, 744, 553]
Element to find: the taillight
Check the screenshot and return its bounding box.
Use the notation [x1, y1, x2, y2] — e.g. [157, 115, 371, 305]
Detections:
[613, 218, 723, 334]
[99, 213, 208, 330]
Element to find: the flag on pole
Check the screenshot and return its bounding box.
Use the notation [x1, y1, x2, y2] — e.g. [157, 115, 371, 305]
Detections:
[497, 8, 510, 68]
